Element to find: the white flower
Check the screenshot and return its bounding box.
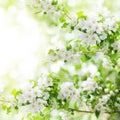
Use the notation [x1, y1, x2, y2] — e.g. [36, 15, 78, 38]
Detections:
[81, 78, 98, 91]
[42, 92, 50, 100]
[27, 0, 41, 10]
[41, 0, 52, 7]
[109, 91, 114, 95]
[26, 98, 47, 113]
[72, 53, 81, 63]
[79, 32, 91, 45]
[109, 22, 118, 32]
[93, 23, 103, 34]
[97, 7, 110, 17]
[65, 30, 80, 40]
[58, 82, 77, 100]
[68, 12, 78, 26]
[79, 63, 100, 77]
[57, 49, 74, 62]
[40, 0, 61, 19]
[115, 103, 120, 110]
[112, 40, 120, 51]
[96, 94, 110, 111]
[82, 19, 95, 32]
[104, 88, 109, 93]
[38, 77, 53, 88]
[71, 41, 80, 50]
[87, 12, 99, 23]
[102, 58, 111, 69]
[99, 94, 110, 104]
[76, 19, 85, 29]
[59, 112, 72, 120]
[17, 92, 34, 105]
[101, 43, 109, 53]
[47, 51, 59, 62]
[95, 102, 106, 111]
[84, 18, 103, 33]
[103, 18, 118, 32]
[90, 33, 100, 45]
[17, 87, 35, 105]
[32, 86, 42, 97]
[117, 58, 120, 66]
[79, 32, 101, 46]
[100, 32, 107, 40]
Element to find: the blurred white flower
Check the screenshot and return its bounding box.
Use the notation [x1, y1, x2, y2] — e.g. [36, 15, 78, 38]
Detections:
[38, 77, 53, 88]
[102, 58, 111, 69]
[58, 82, 78, 100]
[81, 78, 98, 91]
[79, 63, 100, 77]
[112, 40, 120, 51]
[100, 94, 110, 104]
[42, 92, 50, 100]
[96, 94, 110, 111]
[59, 111, 72, 120]
[26, 98, 47, 113]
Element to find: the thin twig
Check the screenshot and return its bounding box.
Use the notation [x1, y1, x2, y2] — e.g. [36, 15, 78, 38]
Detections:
[71, 109, 93, 113]
[0, 100, 9, 103]
[70, 108, 120, 114]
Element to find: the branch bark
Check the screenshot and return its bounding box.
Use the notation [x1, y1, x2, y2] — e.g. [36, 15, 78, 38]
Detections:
[69, 108, 120, 114]
[0, 100, 9, 103]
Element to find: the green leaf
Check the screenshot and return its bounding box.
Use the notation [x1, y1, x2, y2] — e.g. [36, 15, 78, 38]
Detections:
[66, 44, 72, 51]
[2, 105, 11, 114]
[48, 49, 54, 54]
[11, 89, 22, 98]
[74, 102, 78, 109]
[73, 74, 79, 82]
[62, 22, 69, 28]
[59, 17, 66, 23]
[95, 110, 100, 118]
[76, 11, 87, 19]
[64, 100, 70, 110]
[52, 0, 58, 5]
[75, 64, 82, 70]
[14, 105, 19, 110]
[71, 26, 74, 30]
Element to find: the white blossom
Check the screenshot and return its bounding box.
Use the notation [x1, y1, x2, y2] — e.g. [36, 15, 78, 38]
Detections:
[96, 94, 110, 111]
[38, 77, 53, 88]
[78, 63, 100, 77]
[112, 40, 120, 51]
[17, 85, 35, 105]
[102, 58, 111, 69]
[100, 32, 107, 40]
[59, 112, 72, 120]
[26, 98, 47, 113]
[81, 78, 98, 91]
[117, 58, 120, 66]
[99, 94, 110, 104]
[58, 82, 78, 100]
[42, 92, 50, 100]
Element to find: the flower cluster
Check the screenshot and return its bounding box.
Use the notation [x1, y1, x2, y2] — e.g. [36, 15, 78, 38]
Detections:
[47, 47, 81, 63]
[81, 78, 98, 91]
[27, 0, 65, 21]
[58, 82, 80, 100]
[67, 9, 119, 47]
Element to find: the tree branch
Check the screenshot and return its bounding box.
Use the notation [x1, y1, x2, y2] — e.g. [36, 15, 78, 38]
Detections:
[69, 108, 120, 114]
[0, 99, 9, 103]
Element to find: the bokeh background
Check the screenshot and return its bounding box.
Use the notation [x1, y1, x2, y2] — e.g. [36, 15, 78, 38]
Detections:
[0, 0, 120, 119]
